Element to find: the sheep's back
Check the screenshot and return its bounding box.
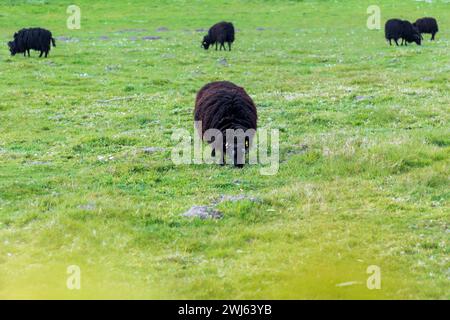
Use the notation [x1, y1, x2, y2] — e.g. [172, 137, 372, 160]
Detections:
[194, 81, 257, 136]
[208, 22, 235, 42]
[415, 17, 438, 33]
[14, 28, 52, 51]
[385, 19, 403, 39]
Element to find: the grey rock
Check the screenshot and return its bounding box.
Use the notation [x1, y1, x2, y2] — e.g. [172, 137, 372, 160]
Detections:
[116, 28, 148, 34]
[142, 36, 162, 41]
[28, 161, 52, 166]
[142, 147, 166, 154]
[78, 203, 96, 211]
[56, 36, 79, 43]
[217, 58, 229, 66]
[156, 27, 169, 32]
[182, 206, 223, 220]
[355, 95, 372, 101]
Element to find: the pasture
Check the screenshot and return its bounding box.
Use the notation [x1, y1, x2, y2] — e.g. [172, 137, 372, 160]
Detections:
[0, 0, 448, 299]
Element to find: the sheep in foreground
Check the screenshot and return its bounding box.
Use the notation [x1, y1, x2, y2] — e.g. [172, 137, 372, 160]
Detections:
[8, 28, 56, 57]
[194, 81, 257, 167]
[385, 19, 421, 46]
[202, 21, 235, 51]
[413, 17, 439, 41]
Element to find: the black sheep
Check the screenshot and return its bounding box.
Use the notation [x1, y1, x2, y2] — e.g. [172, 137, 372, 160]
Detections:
[413, 17, 439, 40]
[385, 19, 421, 46]
[202, 21, 235, 51]
[194, 81, 257, 167]
[8, 28, 56, 58]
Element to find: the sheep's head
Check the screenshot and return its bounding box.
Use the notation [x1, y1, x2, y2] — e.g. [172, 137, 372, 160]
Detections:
[411, 25, 423, 43]
[224, 130, 253, 168]
[413, 33, 422, 45]
[7, 41, 16, 56]
[202, 35, 211, 50]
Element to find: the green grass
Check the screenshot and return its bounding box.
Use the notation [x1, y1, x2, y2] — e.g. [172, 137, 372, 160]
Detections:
[0, 0, 449, 299]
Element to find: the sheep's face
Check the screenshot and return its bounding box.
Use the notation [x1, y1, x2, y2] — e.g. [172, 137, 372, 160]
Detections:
[412, 26, 423, 43]
[202, 36, 211, 50]
[413, 33, 422, 45]
[8, 41, 17, 56]
[225, 137, 250, 168]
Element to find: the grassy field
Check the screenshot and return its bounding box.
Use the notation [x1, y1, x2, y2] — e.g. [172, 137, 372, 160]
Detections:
[0, 0, 448, 299]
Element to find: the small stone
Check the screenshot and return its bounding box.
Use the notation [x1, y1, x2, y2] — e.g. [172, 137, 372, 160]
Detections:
[355, 95, 371, 101]
[156, 27, 169, 32]
[78, 203, 96, 211]
[28, 161, 52, 166]
[182, 206, 223, 220]
[56, 36, 79, 43]
[142, 147, 166, 154]
[217, 58, 229, 66]
[142, 36, 161, 41]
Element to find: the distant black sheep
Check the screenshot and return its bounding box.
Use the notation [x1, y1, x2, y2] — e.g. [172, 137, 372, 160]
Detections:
[202, 21, 235, 51]
[413, 17, 439, 40]
[385, 19, 421, 46]
[8, 28, 56, 57]
[194, 81, 257, 167]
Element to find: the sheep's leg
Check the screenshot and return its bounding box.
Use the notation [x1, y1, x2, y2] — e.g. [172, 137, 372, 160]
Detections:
[39, 51, 43, 58]
[389, 39, 392, 46]
[394, 39, 399, 46]
[220, 43, 225, 51]
[215, 43, 218, 51]
[45, 51, 49, 58]
[221, 146, 226, 166]
[431, 33, 435, 41]
[228, 42, 231, 51]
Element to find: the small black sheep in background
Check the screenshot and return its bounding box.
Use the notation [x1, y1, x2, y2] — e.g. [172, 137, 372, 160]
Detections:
[194, 81, 257, 167]
[8, 28, 56, 57]
[413, 17, 439, 41]
[202, 21, 235, 51]
[385, 19, 421, 46]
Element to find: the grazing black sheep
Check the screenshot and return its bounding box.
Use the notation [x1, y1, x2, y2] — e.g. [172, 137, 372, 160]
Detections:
[385, 19, 421, 46]
[413, 17, 439, 40]
[8, 28, 56, 58]
[202, 21, 235, 51]
[194, 81, 257, 167]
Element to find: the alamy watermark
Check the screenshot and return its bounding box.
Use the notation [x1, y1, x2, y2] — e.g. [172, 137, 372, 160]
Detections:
[66, 265, 81, 290]
[367, 265, 381, 290]
[367, 5, 381, 30]
[67, 5, 81, 30]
